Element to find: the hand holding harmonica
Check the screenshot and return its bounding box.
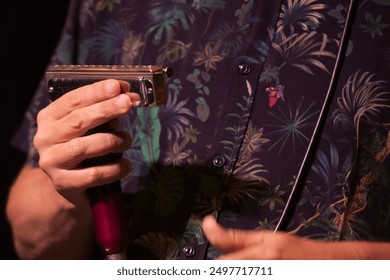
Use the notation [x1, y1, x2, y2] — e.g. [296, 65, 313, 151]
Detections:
[39, 64, 171, 259]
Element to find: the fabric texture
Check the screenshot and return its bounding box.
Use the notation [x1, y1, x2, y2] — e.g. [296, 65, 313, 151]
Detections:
[13, 0, 390, 259]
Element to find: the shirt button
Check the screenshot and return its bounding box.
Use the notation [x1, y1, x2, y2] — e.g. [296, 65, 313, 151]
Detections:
[238, 63, 252, 75]
[182, 245, 195, 257]
[212, 155, 226, 168]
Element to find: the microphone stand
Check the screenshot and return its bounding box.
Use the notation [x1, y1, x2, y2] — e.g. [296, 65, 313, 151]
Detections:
[82, 123, 128, 260]
[88, 182, 127, 259]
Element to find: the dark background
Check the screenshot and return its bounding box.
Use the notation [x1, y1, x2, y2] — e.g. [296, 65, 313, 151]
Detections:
[0, 1, 70, 259]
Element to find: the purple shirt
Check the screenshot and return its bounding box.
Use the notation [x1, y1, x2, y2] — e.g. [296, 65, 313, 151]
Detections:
[13, 0, 390, 259]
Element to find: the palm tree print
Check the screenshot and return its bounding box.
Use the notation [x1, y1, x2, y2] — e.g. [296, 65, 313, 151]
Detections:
[146, 0, 195, 44]
[277, 0, 327, 35]
[332, 70, 390, 130]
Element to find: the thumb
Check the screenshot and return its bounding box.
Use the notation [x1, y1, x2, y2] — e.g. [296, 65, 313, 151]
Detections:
[202, 215, 251, 252]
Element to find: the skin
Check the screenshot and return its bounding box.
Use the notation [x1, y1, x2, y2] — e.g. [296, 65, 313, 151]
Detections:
[6, 79, 139, 259]
[201, 215, 390, 260]
[6, 79, 390, 260]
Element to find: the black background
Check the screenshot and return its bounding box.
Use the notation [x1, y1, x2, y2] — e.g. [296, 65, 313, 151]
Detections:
[0, 1, 70, 259]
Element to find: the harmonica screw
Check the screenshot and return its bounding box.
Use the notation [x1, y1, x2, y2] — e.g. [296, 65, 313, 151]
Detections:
[163, 67, 173, 78]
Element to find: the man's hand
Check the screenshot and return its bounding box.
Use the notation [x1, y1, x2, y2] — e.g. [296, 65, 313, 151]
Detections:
[34, 79, 140, 203]
[201, 215, 376, 260]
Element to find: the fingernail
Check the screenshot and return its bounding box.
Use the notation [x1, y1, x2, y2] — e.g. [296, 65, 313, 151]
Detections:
[132, 100, 141, 107]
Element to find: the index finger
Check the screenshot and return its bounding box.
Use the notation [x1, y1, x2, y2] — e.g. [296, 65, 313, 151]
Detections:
[47, 79, 130, 120]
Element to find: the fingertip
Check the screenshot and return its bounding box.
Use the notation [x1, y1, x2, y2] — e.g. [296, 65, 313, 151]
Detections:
[202, 215, 216, 229]
[118, 80, 131, 92]
[202, 215, 221, 241]
[203, 214, 215, 222]
[128, 92, 142, 108]
[103, 79, 121, 94]
[202, 215, 230, 252]
[122, 157, 133, 174]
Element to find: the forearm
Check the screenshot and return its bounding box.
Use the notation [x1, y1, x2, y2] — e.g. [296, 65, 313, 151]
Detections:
[314, 240, 390, 260]
[6, 165, 95, 259]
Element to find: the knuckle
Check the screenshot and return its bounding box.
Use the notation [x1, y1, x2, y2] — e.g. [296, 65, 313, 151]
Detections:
[34, 117, 50, 149]
[106, 133, 120, 149]
[96, 102, 110, 119]
[36, 109, 46, 123]
[84, 167, 102, 184]
[97, 99, 118, 120]
[37, 156, 49, 170]
[37, 151, 56, 172]
[67, 138, 86, 158]
[67, 90, 82, 108]
[33, 129, 51, 149]
[33, 133, 44, 149]
[67, 112, 84, 130]
[105, 132, 132, 151]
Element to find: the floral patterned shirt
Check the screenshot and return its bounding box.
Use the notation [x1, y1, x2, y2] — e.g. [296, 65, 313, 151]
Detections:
[13, 0, 390, 259]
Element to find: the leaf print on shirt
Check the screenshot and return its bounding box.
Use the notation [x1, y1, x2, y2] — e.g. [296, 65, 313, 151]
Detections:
[209, 22, 246, 56]
[79, 0, 96, 27]
[136, 108, 161, 164]
[255, 218, 277, 231]
[273, 31, 336, 76]
[121, 31, 146, 65]
[187, 69, 211, 96]
[143, 164, 185, 216]
[226, 159, 269, 206]
[327, 4, 346, 25]
[241, 39, 270, 65]
[265, 97, 319, 156]
[194, 175, 225, 216]
[221, 95, 252, 158]
[146, 0, 195, 45]
[92, 20, 128, 63]
[257, 184, 285, 211]
[156, 40, 192, 65]
[277, 0, 327, 35]
[235, 0, 253, 27]
[340, 124, 390, 240]
[239, 121, 270, 162]
[193, 40, 225, 71]
[310, 140, 353, 208]
[96, 0, 121, 12]
[331, 70, 390, 130]
[195, 97, 210, 122]
[270, 1, 336, 84]
[159, 84, 196, 141]
[295, 207, 345, 241]
[359, 12, 389, 38]
[180, 217, 205, 249]
[190, 0, 226, 11]
[164, 140, 192, 166]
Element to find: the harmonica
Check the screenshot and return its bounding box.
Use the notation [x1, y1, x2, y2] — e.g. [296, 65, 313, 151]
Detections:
[45, 64, 172, 259]
[46, 64, 172, 106]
